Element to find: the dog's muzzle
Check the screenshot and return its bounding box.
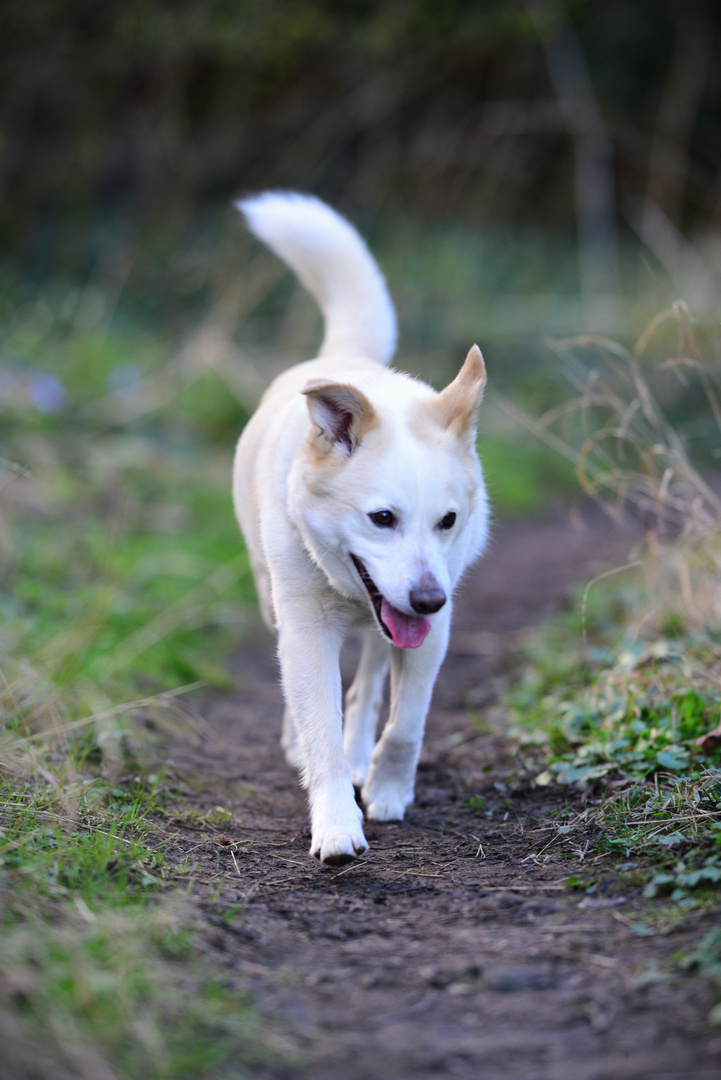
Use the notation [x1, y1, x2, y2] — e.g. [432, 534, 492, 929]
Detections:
[350, 554, 438, 649]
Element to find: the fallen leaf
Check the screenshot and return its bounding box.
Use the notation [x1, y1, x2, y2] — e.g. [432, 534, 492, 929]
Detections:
[695, 722, 721, 752]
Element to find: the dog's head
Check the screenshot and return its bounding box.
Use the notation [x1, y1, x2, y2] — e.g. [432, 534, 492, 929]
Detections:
[288, 346, 488, 648]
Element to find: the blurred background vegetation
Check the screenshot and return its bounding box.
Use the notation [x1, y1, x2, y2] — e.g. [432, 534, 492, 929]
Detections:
[3, 0, 721, 670]
[2, 0, 721, 493]
[4, 0, 721, 335]
[3, 0, 721, 695]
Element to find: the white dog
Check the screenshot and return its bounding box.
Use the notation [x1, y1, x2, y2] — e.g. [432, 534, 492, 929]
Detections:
[233, 193, 489, 865]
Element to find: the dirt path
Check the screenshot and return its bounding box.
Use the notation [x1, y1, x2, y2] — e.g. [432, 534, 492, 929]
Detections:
[160, 507, 720, 1080]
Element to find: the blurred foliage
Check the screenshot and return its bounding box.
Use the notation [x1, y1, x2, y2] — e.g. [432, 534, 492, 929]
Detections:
[478, 431, 576, 513]
[2, 0, 721, 281]
[0, 287, 265, 1076]
[0, 289, 255, 717]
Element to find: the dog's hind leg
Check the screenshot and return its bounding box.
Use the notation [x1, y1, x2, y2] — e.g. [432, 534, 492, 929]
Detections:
[249, 553, 276, 633]
[362, 607, 452, 822]
[343, 629, 390, 789]
[280, 706, 304, 771]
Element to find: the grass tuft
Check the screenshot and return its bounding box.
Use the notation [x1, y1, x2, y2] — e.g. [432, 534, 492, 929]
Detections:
[495, 299, 721, 999]
[0, 278, 271, 1076]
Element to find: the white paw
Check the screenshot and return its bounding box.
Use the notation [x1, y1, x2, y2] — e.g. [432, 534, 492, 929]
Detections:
[364, 792, 406, 822]
[310, 827, 369, 865]
[362, 737, 416, 821]
[310, 783, 369, 865]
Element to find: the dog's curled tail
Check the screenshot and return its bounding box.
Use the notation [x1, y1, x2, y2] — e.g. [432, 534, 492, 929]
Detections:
[237, 192, 397, 366]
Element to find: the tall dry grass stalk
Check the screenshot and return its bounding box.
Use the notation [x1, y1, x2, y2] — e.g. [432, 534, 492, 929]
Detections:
[528, 298, 721, 634]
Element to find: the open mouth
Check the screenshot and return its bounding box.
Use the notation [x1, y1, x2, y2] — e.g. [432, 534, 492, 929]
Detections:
[350, 554, 431, 649]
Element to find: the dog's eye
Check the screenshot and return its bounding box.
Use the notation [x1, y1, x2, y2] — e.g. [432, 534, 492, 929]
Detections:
[439, 511, 456, 530]
[369, 509, 396, 528]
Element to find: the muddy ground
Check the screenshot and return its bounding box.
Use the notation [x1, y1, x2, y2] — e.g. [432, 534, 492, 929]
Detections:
[160, 507, 721, 1080]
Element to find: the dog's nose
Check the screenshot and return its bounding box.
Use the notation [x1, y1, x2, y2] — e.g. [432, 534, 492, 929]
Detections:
[409, 585, 446, 614]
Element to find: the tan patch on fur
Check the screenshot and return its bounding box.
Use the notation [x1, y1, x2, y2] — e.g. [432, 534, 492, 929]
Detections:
[300, 412, 395, 501]
[301, 379, 380, 469]
[302, 439, 349, 479]
[412, 345, 487, 442]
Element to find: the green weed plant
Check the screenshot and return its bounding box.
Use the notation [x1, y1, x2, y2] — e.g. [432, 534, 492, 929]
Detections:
[503, 302, 721, 1012]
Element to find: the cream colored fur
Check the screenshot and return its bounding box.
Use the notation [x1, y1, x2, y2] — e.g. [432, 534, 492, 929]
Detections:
[233, 192, 489, 865]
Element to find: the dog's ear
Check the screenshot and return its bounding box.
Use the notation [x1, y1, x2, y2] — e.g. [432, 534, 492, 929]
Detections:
[432, 345, 487, 438]
[302, 380, 377, 457]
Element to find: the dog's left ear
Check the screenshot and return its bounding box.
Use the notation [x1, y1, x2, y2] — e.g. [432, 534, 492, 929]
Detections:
[302, 379, 376, 457]
[432, 344, 487, 439]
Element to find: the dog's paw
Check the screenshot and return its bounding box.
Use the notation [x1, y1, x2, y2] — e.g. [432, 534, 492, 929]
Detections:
[362, 772, 411, 821]
[364, 792, 406, 822]
[310, 783, 369, 864]
[310, 828, 369, 866]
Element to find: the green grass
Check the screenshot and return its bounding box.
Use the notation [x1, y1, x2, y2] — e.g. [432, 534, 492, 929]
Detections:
[504, 506, 721, 896]
[502, 570, 721, 1016]
[0, 284, 270, 1077]
[0, 760, 272, 1076]
[491, 303, 721, 1012]
[512, 627, 721, 786]
[1, 904, 264, 1079]
[1, 784, 163, 907]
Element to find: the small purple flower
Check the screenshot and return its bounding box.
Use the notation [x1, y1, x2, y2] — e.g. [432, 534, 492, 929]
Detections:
[28, 374, 66, 414]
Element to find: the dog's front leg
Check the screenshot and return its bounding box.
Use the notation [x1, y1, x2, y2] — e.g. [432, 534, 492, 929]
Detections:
[361, 606, 451, 822]
[276, 603, 368, 865]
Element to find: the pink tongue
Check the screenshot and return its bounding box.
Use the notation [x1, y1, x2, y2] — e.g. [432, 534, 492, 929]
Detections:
[380, 598, 431, 649]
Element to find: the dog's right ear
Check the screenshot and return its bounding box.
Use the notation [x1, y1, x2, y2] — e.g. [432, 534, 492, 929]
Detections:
[302, 380, 377, 457]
